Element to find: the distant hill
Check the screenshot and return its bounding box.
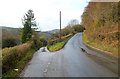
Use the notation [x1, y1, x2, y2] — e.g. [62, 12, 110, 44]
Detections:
[1, 26, 21, 45]
[1, 26, 59, 43]
[43, 29, 59, 34]
[37, 32, 51, 40]
[0, 26, 19, 30]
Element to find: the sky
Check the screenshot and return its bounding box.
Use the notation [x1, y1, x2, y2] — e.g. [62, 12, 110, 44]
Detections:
[0, 0, 90, 31]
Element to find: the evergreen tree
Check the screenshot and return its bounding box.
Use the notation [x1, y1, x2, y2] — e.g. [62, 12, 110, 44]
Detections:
[21, 9, 37, 43]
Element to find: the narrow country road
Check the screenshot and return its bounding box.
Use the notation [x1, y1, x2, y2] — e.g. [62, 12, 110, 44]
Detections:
[20, 33, 118, 77]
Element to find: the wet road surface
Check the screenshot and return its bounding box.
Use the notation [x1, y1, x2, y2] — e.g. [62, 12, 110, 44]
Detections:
[20, 33, 118, 77]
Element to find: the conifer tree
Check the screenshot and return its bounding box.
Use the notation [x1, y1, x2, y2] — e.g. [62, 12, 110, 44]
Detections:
[21, 9, 37, 43]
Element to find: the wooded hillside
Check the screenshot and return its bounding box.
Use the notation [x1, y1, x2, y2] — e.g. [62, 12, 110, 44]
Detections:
[82, 2, 119, 56]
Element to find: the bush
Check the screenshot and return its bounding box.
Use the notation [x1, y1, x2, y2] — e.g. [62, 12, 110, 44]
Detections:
[39, 36, 47, 46]
[1, 42, 32, 74]
[114, 32, 120, 40]
[2, 37, 17, 48]
[39, 36, 46, 42]
[72, 25, 86, 32]
[32, 33, 47, 49]
[32, 39, 43, 49]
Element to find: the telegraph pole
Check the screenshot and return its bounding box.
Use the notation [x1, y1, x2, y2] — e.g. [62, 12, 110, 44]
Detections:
[60, 11, 61, 41]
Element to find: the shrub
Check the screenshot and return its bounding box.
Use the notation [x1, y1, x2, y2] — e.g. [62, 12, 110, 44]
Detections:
[39, 36, 46, 42]
[114, 32, 120, 40]
[2, 37, 17, 48]
[32, 39, 43, 49]
[31, 32, 47, 49]
[39, 36, 47, 46]
[1, 42, 32, 74]
[72, 25, 86, 32]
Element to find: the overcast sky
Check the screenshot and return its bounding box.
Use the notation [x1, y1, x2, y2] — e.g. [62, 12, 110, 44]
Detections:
[0, 0, 90, 31]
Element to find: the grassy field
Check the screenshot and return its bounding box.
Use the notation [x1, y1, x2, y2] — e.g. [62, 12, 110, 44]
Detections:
[47, 36, 72, 52]
[83, 33, 118, 56]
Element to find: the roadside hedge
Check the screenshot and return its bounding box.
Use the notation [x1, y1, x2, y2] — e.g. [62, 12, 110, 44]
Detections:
[1, 42, 32, 74]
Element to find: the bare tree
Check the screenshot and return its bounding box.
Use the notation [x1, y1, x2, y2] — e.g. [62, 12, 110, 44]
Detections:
[68, 19, 79, 27]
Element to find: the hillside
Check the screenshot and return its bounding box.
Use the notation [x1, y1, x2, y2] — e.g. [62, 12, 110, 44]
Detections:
[43, 29, 59, 34]
[1, 26, 21, 45]
[1, 26, 59, 48]
[81, 2, 119, 56]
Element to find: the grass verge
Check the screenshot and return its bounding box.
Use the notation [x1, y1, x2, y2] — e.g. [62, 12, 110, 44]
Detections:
[2, 48, 36, 78]
[47, 36, 72, 52]
[83, 34, 118, 56]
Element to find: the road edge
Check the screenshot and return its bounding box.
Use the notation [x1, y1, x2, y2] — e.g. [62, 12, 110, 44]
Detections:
[83, 42, 118, 59]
